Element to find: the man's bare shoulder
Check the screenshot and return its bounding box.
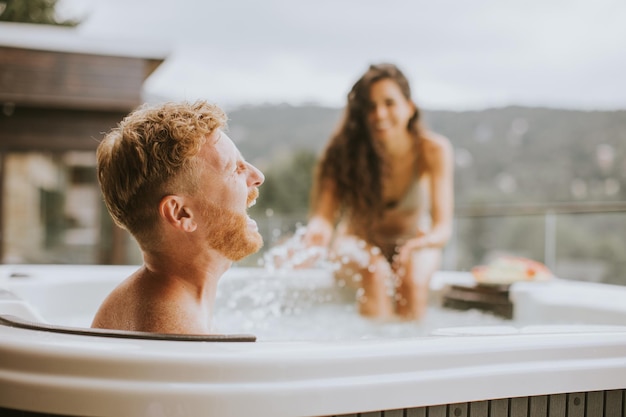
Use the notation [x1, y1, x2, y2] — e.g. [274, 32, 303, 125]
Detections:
[90, 277, 138, 331]
[91, 276, 208, 334]
[135, 296, 208, 334]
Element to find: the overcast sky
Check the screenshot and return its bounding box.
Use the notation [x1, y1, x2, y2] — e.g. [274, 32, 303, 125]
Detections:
[60, 0, 626, 111]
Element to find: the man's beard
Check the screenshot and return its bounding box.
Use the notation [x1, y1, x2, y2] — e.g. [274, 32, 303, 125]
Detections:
[202, 194, 263, 261]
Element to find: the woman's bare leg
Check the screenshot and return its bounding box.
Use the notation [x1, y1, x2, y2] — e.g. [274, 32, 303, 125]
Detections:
[332, 237, 394, 318]
[394, 248, 441, 320]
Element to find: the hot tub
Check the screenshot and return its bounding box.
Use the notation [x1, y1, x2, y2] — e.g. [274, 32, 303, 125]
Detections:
[0, 264, 625, 417]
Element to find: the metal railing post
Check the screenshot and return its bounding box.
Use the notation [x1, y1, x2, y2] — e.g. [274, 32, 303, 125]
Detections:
[544, 210, 556, 270]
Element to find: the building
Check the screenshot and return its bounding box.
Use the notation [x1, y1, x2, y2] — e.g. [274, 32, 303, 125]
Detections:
[0, 22, 169, 264]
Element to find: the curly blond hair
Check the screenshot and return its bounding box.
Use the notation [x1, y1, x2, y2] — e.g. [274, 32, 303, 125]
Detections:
[97, 100, 226, 245]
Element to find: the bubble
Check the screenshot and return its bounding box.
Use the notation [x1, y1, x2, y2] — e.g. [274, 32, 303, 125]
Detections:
[353, 273, 362, 282]
[356, 288, 366, 301]
[367, 264, 377, 273]
[391, 275, 402, 288]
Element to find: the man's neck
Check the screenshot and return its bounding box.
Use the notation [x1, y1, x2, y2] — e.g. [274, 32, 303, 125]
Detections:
[142, 250, 231, 302]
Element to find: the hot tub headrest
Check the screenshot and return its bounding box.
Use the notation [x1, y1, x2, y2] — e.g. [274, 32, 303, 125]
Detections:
[0, 314, 256, 342]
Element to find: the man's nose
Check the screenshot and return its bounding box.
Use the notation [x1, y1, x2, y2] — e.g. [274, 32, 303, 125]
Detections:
[247, 162, 264, 186]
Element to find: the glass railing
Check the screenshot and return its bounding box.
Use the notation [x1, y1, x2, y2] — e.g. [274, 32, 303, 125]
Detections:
[449, 201, 626, 285]
[247, 201, 626, 286]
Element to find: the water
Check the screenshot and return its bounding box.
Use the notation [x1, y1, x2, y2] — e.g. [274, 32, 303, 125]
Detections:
[262, 225, 332, 272]
[213, 269, 508, 341]
[35, 232, 513, 340]
[214, 301, 508, 341]
[226, 228, 512, 341]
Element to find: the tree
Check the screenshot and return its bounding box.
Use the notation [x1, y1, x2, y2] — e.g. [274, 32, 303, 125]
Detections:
[250, 149, 317, 217]
[0, 0, 80, 26]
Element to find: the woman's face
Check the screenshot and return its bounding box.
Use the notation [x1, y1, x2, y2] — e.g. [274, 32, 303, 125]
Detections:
[366, 78, 415, 143]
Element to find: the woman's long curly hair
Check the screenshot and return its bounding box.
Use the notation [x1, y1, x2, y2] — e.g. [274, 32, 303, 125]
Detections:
[311, 63, 425, 234]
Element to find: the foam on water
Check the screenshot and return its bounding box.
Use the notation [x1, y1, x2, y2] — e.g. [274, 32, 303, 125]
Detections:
[219, 228, 515, 341]
[25, 228, 519, 340]
[213, 268, 509, 341]
[213, 300, 508, 341]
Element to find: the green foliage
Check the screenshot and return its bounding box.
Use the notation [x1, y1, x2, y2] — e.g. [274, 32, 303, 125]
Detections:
[250, 149, 317, 216]
[231, 104, 626, 284]
[0, 0, 80, 26]
[231, 104, 626, 207]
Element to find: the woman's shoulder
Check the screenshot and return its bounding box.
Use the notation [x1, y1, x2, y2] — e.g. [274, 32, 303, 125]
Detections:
[419, 130, 453, 158]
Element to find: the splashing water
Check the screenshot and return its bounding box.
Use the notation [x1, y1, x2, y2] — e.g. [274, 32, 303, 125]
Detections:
[261, 225, 334, 272]
[213, 268, 509, 341]
[225, 227, 514, 341]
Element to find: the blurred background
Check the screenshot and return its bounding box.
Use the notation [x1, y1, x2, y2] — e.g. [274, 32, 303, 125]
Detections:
[1, 0, 625, 285]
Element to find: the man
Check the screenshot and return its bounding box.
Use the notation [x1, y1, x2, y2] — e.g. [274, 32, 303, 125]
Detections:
[91, 101, 264, 334]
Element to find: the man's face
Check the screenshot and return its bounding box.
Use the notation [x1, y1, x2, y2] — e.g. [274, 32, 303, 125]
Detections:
[194, 130, 265, 261]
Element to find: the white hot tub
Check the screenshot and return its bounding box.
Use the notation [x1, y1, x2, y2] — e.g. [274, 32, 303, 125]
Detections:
[1, 264, 625, 417]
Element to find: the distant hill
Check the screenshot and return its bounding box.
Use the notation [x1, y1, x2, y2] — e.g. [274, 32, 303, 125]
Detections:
[227, 104, 341, 167]
[229, 104, 626, 205]
[229, 104, 626, 284]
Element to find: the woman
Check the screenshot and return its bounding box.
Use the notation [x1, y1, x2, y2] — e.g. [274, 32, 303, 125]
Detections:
[304, 63, 454, 320]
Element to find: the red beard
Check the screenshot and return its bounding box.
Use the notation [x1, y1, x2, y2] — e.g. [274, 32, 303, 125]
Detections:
[202, 190, 262, 261]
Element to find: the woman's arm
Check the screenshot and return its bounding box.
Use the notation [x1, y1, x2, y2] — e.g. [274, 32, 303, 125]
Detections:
[423, 132, 454, 248]
[398, 133, 454, 260]
[304, 179, 340, 248]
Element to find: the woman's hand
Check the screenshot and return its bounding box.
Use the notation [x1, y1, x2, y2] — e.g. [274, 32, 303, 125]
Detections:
[396, 230, 431, 266]
[264, 216, 334, 270]
[303, 216, 334, 247]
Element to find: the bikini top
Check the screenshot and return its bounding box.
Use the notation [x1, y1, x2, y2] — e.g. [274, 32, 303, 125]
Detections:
[385, 174, 428, 212]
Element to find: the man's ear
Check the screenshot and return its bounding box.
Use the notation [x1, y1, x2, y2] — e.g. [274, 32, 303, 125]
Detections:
[159, 195, 197, 232]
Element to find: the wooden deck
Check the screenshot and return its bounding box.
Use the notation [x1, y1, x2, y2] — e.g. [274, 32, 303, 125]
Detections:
[335, 390, 625, 417]
[0, 389, 623, 416]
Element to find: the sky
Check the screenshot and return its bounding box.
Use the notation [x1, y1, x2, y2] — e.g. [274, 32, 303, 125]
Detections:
[58, 0, 626, 111]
